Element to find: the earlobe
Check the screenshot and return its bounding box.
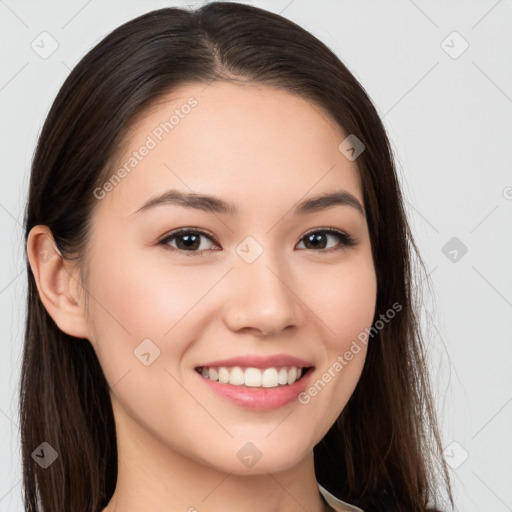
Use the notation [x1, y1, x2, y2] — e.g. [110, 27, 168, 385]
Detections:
[26, 225, 90, 339]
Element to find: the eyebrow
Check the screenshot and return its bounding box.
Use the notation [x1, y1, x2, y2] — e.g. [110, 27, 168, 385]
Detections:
[132, 188, 365, 217]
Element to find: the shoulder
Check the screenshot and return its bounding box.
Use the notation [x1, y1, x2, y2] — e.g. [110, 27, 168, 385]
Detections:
[318, 482, 365, 512]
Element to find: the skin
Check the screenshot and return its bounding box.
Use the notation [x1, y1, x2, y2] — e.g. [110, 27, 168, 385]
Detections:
[28, 81, 377, 512]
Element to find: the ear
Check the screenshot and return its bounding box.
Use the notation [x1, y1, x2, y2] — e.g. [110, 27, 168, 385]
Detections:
[26, 225, 90, 340]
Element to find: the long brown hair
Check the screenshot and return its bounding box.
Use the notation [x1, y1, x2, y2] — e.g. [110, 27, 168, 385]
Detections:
[21, 3, 454, 511]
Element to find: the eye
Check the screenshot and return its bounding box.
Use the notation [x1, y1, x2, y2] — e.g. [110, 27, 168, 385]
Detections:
[158, 228, 219, 255]
[296, 228, 357, 253]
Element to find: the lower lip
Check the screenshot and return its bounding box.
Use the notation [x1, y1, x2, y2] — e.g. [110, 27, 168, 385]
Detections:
[196, 369, 313, 410]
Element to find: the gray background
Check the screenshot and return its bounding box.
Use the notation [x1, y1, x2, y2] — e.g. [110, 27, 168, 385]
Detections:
[1, 1, 511, 511]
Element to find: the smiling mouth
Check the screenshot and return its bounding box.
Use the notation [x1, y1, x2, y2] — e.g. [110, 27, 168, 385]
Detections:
[195, 365, 313, 388]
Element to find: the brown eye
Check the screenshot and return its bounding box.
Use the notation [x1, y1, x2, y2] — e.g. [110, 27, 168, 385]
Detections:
[159, 229, 218, 254]
[297, 229, 357, 252]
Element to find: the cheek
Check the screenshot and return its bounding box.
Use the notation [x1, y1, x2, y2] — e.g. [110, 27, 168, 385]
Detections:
[84, 251, 194, 418]
[299, 259, 376, 420]
[306, 257, 377, 347]
[84, 245, 228, 390]
[295, 259, 376, 437]
[87, 247, 208, 341]
[83, 250, 175, 385]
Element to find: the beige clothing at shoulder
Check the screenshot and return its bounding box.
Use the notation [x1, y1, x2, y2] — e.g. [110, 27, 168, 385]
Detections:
[318, 482, 365, 512]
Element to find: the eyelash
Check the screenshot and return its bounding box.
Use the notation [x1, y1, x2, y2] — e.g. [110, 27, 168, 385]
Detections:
[157, 227, 358, 256]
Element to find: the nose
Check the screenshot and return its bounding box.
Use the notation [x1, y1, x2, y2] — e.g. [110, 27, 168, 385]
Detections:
[223, 252, 303, 336]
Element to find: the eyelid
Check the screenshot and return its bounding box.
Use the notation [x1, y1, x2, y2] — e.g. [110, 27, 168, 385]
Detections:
[302, 226, 354, 240]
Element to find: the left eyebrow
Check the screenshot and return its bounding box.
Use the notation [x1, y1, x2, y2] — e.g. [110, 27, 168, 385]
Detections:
[294, 191, 365, 217]
[131, 189, 365, 217]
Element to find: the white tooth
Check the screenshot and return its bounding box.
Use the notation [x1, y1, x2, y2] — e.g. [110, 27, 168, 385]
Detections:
[287, 367, 297, 385]
[229, 366, 245, 386]
[204, 366, 304, 387]
[244, 367, 262, 387]
[218, 367, 230, 383]
[262, 368, 279, 388]
[277, 367, 288, 385]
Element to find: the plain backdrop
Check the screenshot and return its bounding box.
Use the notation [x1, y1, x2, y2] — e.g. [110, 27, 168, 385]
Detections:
[1, 1, 511, 511]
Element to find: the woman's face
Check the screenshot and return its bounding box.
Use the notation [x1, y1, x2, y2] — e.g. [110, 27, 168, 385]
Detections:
[83, 81, 377, 474]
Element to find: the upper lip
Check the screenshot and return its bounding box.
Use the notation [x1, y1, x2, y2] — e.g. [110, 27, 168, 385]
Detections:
[196, 354, 314, 369]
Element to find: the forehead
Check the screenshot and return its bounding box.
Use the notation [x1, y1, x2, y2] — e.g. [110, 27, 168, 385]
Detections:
[98, 81, 364, 218]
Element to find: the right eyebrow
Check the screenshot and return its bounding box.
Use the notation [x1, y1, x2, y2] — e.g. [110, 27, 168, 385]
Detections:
[131, 189, 238, 216]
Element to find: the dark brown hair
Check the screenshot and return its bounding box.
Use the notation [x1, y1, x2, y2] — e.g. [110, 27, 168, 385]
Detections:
[21, 2, 453, 511]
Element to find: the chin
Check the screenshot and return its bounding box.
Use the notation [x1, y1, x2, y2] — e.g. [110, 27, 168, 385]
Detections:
[198, 440, 312, 476]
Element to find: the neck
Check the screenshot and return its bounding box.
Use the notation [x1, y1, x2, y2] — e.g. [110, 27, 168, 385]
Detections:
[102, 400, 329, 512]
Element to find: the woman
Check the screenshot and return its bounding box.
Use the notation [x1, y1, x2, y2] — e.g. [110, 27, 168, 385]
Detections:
[20, 3, 454, 511]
